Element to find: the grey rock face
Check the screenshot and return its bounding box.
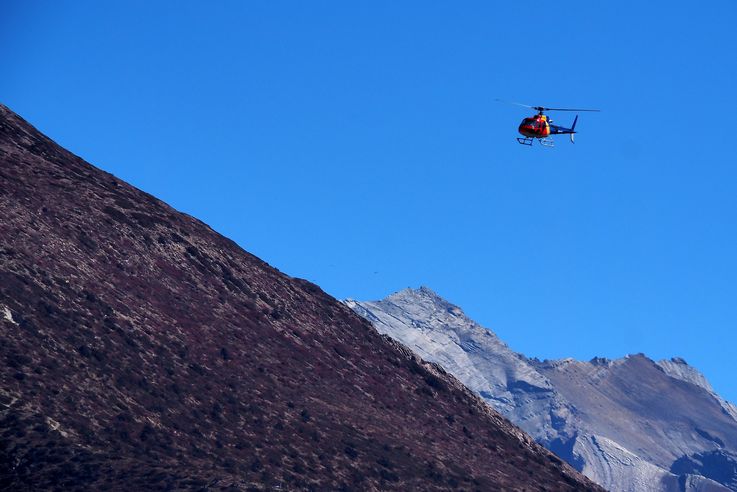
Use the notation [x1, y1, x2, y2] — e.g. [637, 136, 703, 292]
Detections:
[346, 287, 737, 492]
[657, 358, 737, 423]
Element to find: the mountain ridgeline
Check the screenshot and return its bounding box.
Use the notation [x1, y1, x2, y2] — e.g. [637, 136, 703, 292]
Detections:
[346, 288, 737, 492]
[0, 105, 602, 490]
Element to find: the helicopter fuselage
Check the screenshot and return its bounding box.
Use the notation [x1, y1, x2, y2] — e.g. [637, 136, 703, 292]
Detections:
[518, 115, 551, 138]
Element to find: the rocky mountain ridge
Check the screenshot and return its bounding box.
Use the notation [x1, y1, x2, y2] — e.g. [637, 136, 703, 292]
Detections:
[346, 287, 737, 492]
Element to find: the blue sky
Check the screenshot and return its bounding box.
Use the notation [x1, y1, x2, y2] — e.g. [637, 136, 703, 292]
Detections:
[3, 1, 736, 402]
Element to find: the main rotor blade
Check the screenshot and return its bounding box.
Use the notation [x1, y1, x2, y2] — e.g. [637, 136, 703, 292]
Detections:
[495, 98, 536, 109]
[496, 99, 600, 112]
[543, 108, 601, 112]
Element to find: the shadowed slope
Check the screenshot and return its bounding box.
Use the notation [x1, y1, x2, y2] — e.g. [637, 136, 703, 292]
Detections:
[0, 105, 600, 491]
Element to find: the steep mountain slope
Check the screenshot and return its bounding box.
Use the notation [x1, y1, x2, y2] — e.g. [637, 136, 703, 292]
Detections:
[0, 105, 602, 490]
[533, 356, 737, 470]
[346, 287, 737, 492]
[657, 358, 737, 422]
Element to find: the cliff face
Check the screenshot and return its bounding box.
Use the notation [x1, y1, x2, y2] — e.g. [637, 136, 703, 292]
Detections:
[0, 105, 600, 491]
[347, 287, 737, 492]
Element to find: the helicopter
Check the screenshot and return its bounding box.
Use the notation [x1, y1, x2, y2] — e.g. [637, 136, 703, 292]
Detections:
[498, 100, 600, 147]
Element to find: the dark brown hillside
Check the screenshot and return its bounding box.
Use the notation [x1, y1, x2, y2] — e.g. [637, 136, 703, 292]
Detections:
[0, 104, 601, 491]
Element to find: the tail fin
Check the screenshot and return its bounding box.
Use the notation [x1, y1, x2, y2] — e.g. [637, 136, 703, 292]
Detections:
[570, 115, 578, 144]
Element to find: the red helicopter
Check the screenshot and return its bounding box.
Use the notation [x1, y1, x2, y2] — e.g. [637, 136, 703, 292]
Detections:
[498, 100, 600, 147]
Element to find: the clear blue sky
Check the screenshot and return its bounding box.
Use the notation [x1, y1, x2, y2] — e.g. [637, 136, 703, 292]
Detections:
[3, 2, 736, 402]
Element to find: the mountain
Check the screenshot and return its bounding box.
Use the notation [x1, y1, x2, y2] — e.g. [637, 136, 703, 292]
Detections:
[346, 287, 737, 492]
[0, 104, 602, 490]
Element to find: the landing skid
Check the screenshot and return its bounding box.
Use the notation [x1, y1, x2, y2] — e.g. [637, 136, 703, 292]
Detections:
[516, 137, 554, 147]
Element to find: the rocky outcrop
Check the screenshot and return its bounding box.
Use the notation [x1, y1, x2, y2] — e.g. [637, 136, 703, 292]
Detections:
[657, 358, 737, 422]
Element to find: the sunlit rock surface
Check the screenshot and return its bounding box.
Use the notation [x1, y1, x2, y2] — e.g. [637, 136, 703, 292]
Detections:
[347, 287, 737, 491]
